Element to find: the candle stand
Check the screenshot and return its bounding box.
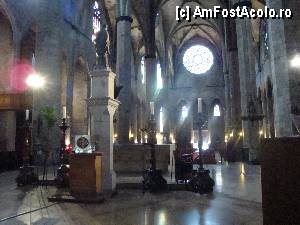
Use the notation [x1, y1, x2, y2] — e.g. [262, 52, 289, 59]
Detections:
[56, 118, 70, 187]
[189, 112, 215, 194]
[16, 119, 38, 186]
[142, 115, 167, 193]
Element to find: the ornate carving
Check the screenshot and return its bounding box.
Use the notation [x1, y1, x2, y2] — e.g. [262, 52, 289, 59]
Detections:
[87, 97, 120, 109]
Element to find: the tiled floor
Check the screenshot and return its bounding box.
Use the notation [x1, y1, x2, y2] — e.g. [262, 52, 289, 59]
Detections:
[0, 162, 262, 225]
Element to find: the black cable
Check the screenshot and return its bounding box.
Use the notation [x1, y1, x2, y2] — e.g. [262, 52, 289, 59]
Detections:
[0, 203, 59, 223]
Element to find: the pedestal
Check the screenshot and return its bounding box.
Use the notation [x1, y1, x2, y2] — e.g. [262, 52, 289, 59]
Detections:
[69, 153, 102, 194]
[88, 69, 120, 192]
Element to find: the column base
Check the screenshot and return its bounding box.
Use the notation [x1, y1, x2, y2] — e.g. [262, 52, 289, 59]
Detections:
[102, 170, 116, 192]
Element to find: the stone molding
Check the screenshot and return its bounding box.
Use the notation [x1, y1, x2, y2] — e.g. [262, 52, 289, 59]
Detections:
[116, 16, 133, 23]
[144, 54, 156, 59]
[87, 97, 120, 109]
[89, 69, 116, 79]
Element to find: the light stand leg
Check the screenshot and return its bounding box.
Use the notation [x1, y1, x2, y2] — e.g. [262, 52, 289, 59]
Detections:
[189, 113, 215, 194]
[16, 120, 38, 186]
[56, 118, 70, 187]
[142, 115, 167, 192]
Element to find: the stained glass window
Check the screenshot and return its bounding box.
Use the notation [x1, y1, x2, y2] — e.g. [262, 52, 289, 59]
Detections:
[213, 104, 221, 117]
[181, 106, 188, 119]
[157, 63, 163, 89]
[92, 1, 101, 42]
[183, 45, 214, 74]
[141, 57, 145, 84]
[159, 107, 164, 133]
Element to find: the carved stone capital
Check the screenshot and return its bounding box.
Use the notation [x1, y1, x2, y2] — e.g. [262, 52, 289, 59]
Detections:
[87, 97, 120, 109]
[90, 69, 116, 79]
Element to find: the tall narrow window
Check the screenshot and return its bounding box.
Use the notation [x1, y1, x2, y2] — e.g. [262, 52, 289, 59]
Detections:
[141, 57, 145, 84]
[92, 1, 101, 42]
[181, 106, 188, 119]
[157, 63, 163, 89]
[213, 104, 221, 117]
[159, 107, 164, 133]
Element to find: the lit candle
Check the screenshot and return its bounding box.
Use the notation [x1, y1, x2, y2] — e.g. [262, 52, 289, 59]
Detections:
[31, 53, 36, 68]
[63, 106, 67, 119]
[150, 102, 155, 115]
[198, 98, 202, 113]
[25, 109, 29, 121]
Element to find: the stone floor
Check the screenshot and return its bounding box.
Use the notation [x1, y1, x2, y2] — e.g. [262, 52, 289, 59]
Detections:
[0, 162, 262, 225]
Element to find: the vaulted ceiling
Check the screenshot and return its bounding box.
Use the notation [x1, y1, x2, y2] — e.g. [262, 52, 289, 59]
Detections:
[102, 0, 225, 52]
[101, 0, 265, 69]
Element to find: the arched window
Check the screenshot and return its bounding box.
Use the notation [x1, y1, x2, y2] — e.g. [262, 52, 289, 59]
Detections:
[157, 63, 163, 89]
[183, 45, 214, 74]
[159, 107, 164, 133]
[141, 56, 145, 84]
[92, 1, 101, 42]
[181, 106, 188, 119]
[213, 104, 221, 117]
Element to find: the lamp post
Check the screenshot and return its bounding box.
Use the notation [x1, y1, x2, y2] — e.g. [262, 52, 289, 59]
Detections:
[16, 73, 45, 186]
[142, 102, 167, 192]
[56, 108, 70, 187]
[189, 98, 215, 195]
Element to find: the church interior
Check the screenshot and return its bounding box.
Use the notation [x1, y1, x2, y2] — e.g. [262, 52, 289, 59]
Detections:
[0, 0, 300, 224]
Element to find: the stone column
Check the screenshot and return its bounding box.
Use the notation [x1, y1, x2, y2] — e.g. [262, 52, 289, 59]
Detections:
[266, 0, 293, 136]
[236, 17, 260, 161]
[116, 0, 132, 144]
[0, 111, 16, 152]
[228, 49, 241, 129]
[224, 71, 231, 131]
[136, 102, 142, 143]
[33, 0, 63, 150]
[132, 101, 138, 142]
[223, 19, 231, 131]
[145, 56, 157, 105]
[226, 17, 241, 132]
[144, 0, 157, 112]
[88, 69, 120, 192]
[262, 91, 269, 137]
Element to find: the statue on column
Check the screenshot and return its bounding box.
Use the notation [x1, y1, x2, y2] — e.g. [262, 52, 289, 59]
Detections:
[95, 25, 110, 69]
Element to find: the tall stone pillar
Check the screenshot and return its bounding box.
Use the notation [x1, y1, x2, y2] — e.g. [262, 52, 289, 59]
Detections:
[266, 0, 293, 136]
[226, 17, 241, 132]
[137, 102, 142, 143]
[34, 0, 63, 149]
[0, 111, 16, 152]
[145, 56, 157, 104]
[223, 19, 231, 131]
[144, 0, 157, 113]
[224, 71, 231, 131]
[236, 17, 260, 161]
[116, 0, 132, 144]
[88, 69, 120, 192]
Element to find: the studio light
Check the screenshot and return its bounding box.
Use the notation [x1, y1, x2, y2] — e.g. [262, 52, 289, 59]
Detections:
[26, 73, 45, 89]
[291, 54, 300, 68]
